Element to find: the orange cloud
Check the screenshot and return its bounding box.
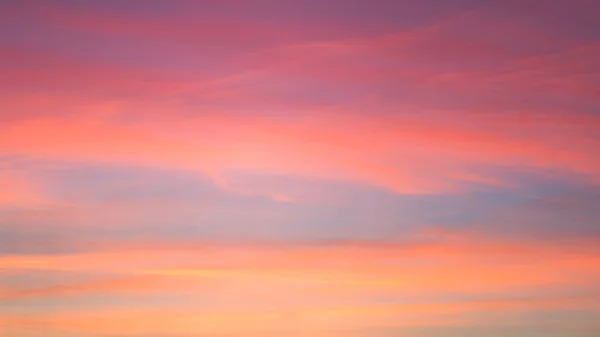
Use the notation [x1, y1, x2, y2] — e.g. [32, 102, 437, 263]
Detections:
[0, 275, 163, 301]
[2, 235, 599, 298]
[1, 292, 597, 336]
[0, 233, 600, 336]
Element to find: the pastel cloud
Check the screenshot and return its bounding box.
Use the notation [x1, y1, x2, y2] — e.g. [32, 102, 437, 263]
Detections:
[2, 12, 599, 195]
[2, 109, 600, 196]
[1, 236, 599, 336]
[2, 1, 600, 336]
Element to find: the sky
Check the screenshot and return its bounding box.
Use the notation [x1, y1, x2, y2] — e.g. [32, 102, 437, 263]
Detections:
[1, 0, 600, 336]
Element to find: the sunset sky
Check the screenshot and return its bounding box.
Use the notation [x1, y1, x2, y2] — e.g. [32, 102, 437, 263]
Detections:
[1, 0, 600, 336]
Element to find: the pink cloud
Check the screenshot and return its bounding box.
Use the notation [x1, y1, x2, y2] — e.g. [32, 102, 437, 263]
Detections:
[2, 102, 600, 198]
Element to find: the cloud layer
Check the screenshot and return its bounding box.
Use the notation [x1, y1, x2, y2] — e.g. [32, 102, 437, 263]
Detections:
[1, 0, 600, 336]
